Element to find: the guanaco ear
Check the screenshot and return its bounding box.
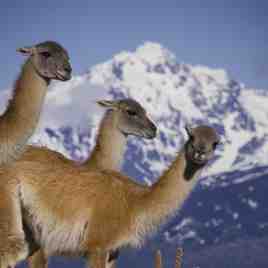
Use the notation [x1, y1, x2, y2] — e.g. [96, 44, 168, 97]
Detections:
[16, 46, 36, 55]
[96, 100, 118, 109]
[185, 124, 194, 137]
[17, 45, 49, 55]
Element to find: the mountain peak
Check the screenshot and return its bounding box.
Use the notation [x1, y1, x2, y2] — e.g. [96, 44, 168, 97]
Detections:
[112, 42, 176, 67]
[135, 42, 176, 65]
[192, 65, 229, 85]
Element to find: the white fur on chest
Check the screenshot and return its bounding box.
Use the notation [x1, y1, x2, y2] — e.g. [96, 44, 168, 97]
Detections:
[42, 218, 88, 256]
[21, 185, 90, 256]
[112, 213, 156, 250]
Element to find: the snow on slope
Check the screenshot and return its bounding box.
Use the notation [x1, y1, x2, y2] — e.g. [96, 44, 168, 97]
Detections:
[0, 42, 267, 181]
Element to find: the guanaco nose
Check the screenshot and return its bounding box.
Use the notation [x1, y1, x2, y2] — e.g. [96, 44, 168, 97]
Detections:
[151, 122, 157, 134]
[193, 144, 206, 160]
[64, 63, 72, 74]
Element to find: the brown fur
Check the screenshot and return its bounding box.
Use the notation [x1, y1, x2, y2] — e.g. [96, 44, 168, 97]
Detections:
[15, 146, 197, 263]
[0, 59, 47, 165]
[25, 112, 127, 268]
[0, 126, 218, 268]
[84, 111, 127, 171]
[26, 99, 156, 268]
[0, 41, 72, 166]
[0, 41, 72, 268]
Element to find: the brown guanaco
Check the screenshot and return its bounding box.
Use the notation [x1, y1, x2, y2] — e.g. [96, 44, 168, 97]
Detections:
[26, 98, 157, 268]
[0, 125, 218, 268]
[0, 41, 71, 165]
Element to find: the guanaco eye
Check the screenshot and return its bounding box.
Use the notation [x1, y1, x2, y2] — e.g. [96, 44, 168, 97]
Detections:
[42, 51, 51, 58]
[212, 141, 219, 150]
[126, 109, 137, 116]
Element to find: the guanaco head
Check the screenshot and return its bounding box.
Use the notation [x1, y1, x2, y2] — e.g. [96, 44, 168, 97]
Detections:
[185, 125, 219, 165]
[17, 41, 72, 81]
[97, 99, 157, 139]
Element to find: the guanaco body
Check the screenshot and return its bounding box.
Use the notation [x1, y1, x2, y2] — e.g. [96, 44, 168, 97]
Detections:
[26, 98, 157, 268]
[0, 41, 71, 165]
[0, 125, 219, 268]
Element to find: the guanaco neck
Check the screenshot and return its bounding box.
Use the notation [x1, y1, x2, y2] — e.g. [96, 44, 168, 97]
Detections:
[0, 58, 48, 164]
[83, 110, 127, 170]
[141, 142, 205, 228]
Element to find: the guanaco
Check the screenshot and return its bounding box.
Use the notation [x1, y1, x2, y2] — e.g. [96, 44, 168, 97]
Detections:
[0, 125, 219, 268]
[0, 41, 71, 165]
[26, 98, 157, 268]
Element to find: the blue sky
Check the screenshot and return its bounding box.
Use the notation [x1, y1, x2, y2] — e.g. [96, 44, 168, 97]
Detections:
[1, 0, 267, 90]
